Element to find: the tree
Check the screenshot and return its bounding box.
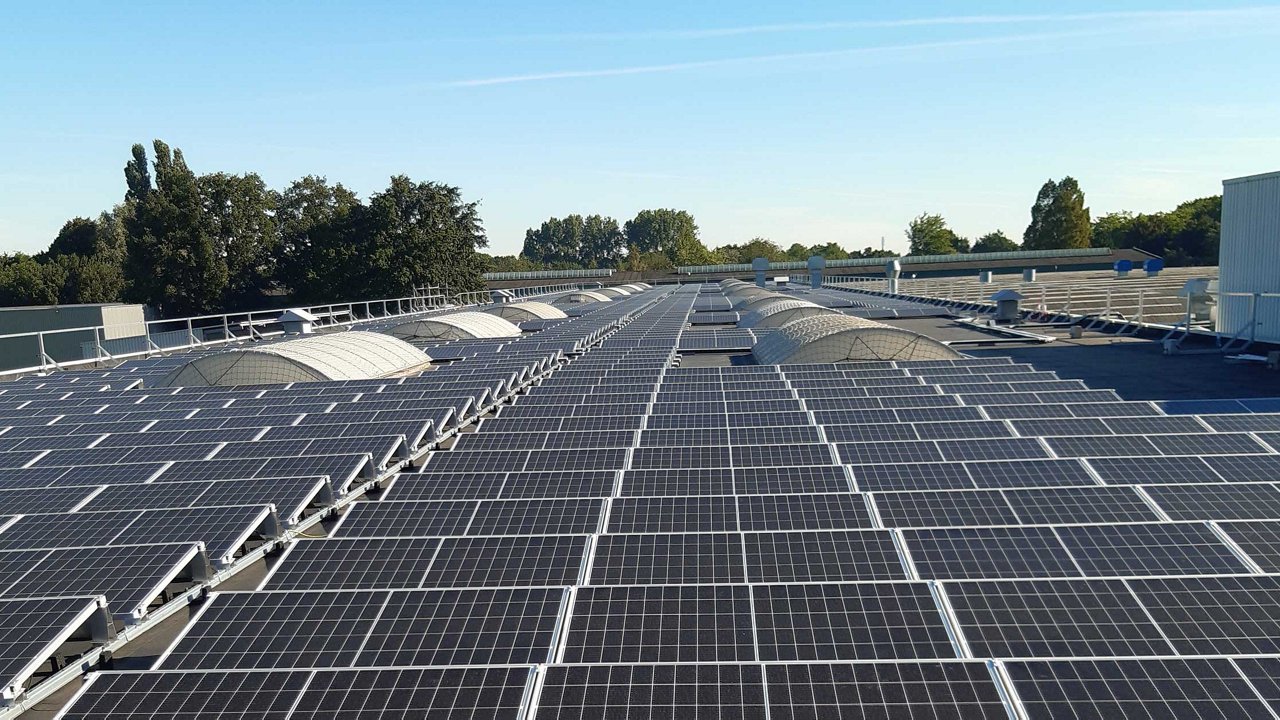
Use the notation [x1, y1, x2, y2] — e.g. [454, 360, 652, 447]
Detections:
[44, 218, 99, 258]
[949, 234, 971, 254]
[355, 176, 489, 298]
[49, 254, 126, 304]
[807, 242, 851, 260]
[1023, 177, 1092, 250]
[624, 209, 713, 265]
[1088, 197, 1220, 267]
[716, 238, 786, 264]
[277, 175, 361, 302]
[521, 214, 624, 268]
[905, 213, 959, 255]
[624, 245, 674, 271]
[200, 172, 280, 310]
[122, 140, 227, 316]
[0, 254, 61, 306]
[580, 215, 625, 268]
[972, 230, 1019, 253]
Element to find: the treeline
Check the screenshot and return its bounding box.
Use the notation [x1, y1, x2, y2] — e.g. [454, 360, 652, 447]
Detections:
[492, 209, 894, 272]
[0, 140, 488, 316]
[905, 176, 1221, 266]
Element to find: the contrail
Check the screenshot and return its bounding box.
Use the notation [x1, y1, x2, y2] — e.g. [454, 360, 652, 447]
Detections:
[497, 6, 1280, 42]
[447, 29, 1120, 87]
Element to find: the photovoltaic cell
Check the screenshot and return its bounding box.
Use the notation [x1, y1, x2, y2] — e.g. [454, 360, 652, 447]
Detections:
[753, 582, 956, 661]
[536, 664, 766, 720]
[945, 578, 1173, 658]
[561, 585, 754, 662]
[764, 662, 1009, 720]
[1004, 658, 1272, 720]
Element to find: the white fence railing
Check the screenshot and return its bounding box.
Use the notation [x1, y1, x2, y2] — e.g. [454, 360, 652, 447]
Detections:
[0, 283, 584, 380]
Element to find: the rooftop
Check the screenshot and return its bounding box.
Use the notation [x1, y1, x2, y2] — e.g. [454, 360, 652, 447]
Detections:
[6, 277, 1280, 720]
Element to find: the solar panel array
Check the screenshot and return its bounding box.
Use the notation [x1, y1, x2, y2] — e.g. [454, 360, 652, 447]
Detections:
[12, 282, 1280, 718]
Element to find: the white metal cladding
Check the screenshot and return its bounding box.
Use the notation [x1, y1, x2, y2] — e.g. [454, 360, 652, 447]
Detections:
[596, 287, 632, 298]
[158, 331, 432, 387]
[1219, 171, 1280, 343]
[738, 299, 838, 329]
[384, 311, 521, 341]
[483, 301, 568, 323]
[752, 314, 962, 364]
[551, 291, 612, 305]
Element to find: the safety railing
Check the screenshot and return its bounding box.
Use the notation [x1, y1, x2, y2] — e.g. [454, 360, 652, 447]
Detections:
[0, 283, 584, 381]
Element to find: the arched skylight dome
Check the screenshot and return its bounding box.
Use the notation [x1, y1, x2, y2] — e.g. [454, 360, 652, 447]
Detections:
[736, 292, 792, 312]
[158, 331, 432, 387]
[596, 287, 632, 298]
[752, 315, 962, 365]
[384, 311, 521, 341]
[484, 301, 568, 323]
[738, 299, 838, 329]
[552, 291, 612, 306]
[619, 283, 648, 292]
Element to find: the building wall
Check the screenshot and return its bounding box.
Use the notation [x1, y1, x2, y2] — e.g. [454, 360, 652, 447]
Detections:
[0, 304, 146, 371]
[1219, 171, 1280, 343]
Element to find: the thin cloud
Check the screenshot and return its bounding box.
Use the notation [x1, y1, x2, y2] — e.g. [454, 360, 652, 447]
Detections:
[447, 29, 1120, 87]
[500, 6, 1280, 42]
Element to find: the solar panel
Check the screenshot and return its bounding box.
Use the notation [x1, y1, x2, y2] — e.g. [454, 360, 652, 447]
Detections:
[620, 468, 734, 496]
[536, 664, 766, 720]
[1004, 658, 1272, 720]
[902, 527, 1080, 580]
[944, 578, 1174, 657]
[331, 500, 475, 538]
[423, 535, 588, 588]
[1054, 522, 1251, 576]
[590, 533, 745, 585]
[607, 496, 736, 533]
[745, 530, 906, 583]
[849, 462, 973, 492]
[0, 544, 207, 622]
[261, 538, 441, 591]
[0, 596, 109, 701]
[754, 582, 955, 661]
[353, 587, 564, 666]
[561, 585, 754, 662]
[55, 670, 311, 719]
[1004, 486, 1162, 524]
[467, 498, 604, 535]
[874, 490, 1019, 528]
[1128, 575, 1280, 654]
[763, 662, 1009, 720]
[1146, 483, 1280, 521]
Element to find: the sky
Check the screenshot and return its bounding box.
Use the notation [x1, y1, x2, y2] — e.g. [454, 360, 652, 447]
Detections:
[2, 1, 1278, 257]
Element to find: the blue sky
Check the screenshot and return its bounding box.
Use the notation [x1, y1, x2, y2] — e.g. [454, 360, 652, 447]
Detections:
[2, 1, 1278, 256]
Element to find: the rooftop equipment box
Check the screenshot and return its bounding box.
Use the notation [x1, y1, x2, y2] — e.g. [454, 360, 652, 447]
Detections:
[0, 303, 146, 372]
[1219, 171, 1280, 344]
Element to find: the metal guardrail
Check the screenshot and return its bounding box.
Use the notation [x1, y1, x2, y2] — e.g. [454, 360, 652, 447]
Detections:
[676, 248, 1114, 275]
[0, 284, 583, 381]
[825, 276, 1280, 352]
[483, 269, 614, 280]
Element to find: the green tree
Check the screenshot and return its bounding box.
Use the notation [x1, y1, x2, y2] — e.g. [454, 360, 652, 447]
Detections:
[277, 175, 361, 302]
[972, 230, 1019, 253]
[1090, 211, 1134, 249]
[905, 213, 959, 255]
[1023, 177, 1091, 250]
[0, 254, 61, 306]
[48, 254, 126, 304]
[200, 172, 280, 309]
[807, 242, 851, 260]
[580, 215, 625, 268]
[522, 216, 584, 267]
[122, 140, 227, 316]
[717, 238, 786, 264]
[44, 217, 99, 258]
[624, 245, 674, 271]
[624, 209, 713, 265]
[350, 176, 488, 298]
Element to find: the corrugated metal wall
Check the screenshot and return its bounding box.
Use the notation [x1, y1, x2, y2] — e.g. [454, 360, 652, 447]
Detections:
[1219, 171, 1280, 343]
